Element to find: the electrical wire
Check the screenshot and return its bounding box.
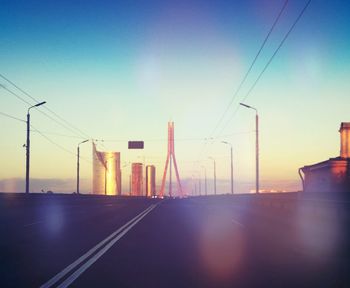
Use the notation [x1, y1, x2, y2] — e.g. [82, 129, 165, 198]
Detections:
[209, 0, 289, 139]
[0, 110, 91, 164]
[195, 0, 290, 166]
[0, 74, 90, 138]
[30, 130, 86, 139]
[30, 124, 93, 165]
[100, 131, 253, 143]
[216, 0, 312, 138]
[242, 0, 312, 103]
[1, 84, 87, 138]
[0, 111, 26, 123]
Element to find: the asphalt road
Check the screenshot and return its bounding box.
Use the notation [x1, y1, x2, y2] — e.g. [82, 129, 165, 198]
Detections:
[0, 193, 349, 287]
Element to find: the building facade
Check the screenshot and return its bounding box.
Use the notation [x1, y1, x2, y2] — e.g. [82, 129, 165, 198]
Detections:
[131, 163, 143, 196]
[300, 123, 350, 192]
[93, 143, 121, 195]
[146, 165, 156, 197]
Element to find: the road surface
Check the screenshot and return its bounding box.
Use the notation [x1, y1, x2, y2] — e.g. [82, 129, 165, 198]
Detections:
[0, 193, 349, 287]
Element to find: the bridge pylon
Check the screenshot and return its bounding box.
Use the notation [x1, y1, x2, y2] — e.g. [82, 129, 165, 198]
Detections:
[159, 122, 183, 198]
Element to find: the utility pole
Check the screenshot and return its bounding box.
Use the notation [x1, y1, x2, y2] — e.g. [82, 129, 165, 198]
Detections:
[204, 167, 207, 196]
[214, 159, 217, 195]
[199, 175, 201, 196]
[240, 102, 259, 193]
[26, 101, 46, 194]
[26, 112, 30, 194]
[201, 165, 207, 196]
[222, 141, 234, 194]
[77, 140, 89, 194]
[256, 112, 259, 194]
[209, 157, 216, 195]
[230, 145, 233, 194]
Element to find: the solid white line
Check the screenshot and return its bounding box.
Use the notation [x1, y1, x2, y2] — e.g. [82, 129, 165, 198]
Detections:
[40, 204, 156, 288]
[24, 220, 44, 227]
[231, 218, 244, 227]
[57, 204, 158, 288]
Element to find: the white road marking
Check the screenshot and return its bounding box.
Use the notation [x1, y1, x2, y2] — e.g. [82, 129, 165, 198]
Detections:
[24, 221, 44, 227]
[57, 204, 158, 288]
[40, 203, 158, 288]
[231, 218, 244, 227]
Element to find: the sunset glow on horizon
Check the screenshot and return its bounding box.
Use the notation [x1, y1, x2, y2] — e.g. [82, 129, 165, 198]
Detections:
[1, 0, 350, 194]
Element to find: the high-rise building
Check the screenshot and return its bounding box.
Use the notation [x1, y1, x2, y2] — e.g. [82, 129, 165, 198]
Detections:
[93, 143, 121, 195]
[132, 163, 143, 196]
[146, 165, 156, 197]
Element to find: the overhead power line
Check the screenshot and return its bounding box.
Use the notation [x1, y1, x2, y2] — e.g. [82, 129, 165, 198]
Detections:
[241, 0, 312, 104]
[216, 0, 312, 137]
[0, 111, 26, 123]
[30, 130, 86, 140]
[0, 73, 90, 138]
[0, 111, 92, 164]
[196, 0, 290, 165]
[30, 124, 92, 165]
[0, 111, 91, 162]
[0, 83, 33, 106]
[209, 0, 289, 139]
[1, 84, 88, 138]
[98, 131, 254, 143]
[30, 125, 76, 156]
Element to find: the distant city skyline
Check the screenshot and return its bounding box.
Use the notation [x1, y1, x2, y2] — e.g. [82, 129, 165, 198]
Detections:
[1, 0, 350, 193]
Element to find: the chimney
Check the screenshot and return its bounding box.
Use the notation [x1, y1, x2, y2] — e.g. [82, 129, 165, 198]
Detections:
[339, 122, 350, 158]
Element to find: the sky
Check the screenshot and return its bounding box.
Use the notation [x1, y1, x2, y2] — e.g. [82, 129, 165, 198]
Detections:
[1, 0, 350, 194]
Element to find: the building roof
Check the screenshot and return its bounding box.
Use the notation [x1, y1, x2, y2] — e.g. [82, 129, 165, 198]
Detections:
[301, 156, 350, 172]
[340, 122, 350, 130]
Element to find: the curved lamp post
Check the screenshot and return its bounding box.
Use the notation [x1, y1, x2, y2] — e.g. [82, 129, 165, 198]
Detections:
[221, 141, 234, 194]
[26, 101, 46, 194]
[77, 139, 89, 194]
[208, 157, 216, 195]
[240, 102, 259, 193]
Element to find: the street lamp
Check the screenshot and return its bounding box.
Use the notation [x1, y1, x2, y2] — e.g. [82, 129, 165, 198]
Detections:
[26, 101, 46, 194]
[208, 157, 216, 195]
[198, 171, 201, 196]
[221, 141, 234, 194]
[201, 165, 207, 196]
[77, 139, 89, 194]
[194, 182, 197, 196]
[240, 102, 259, 194]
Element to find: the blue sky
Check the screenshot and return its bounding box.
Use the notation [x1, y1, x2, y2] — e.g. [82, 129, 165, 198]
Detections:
[1, 0, 350, 193]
